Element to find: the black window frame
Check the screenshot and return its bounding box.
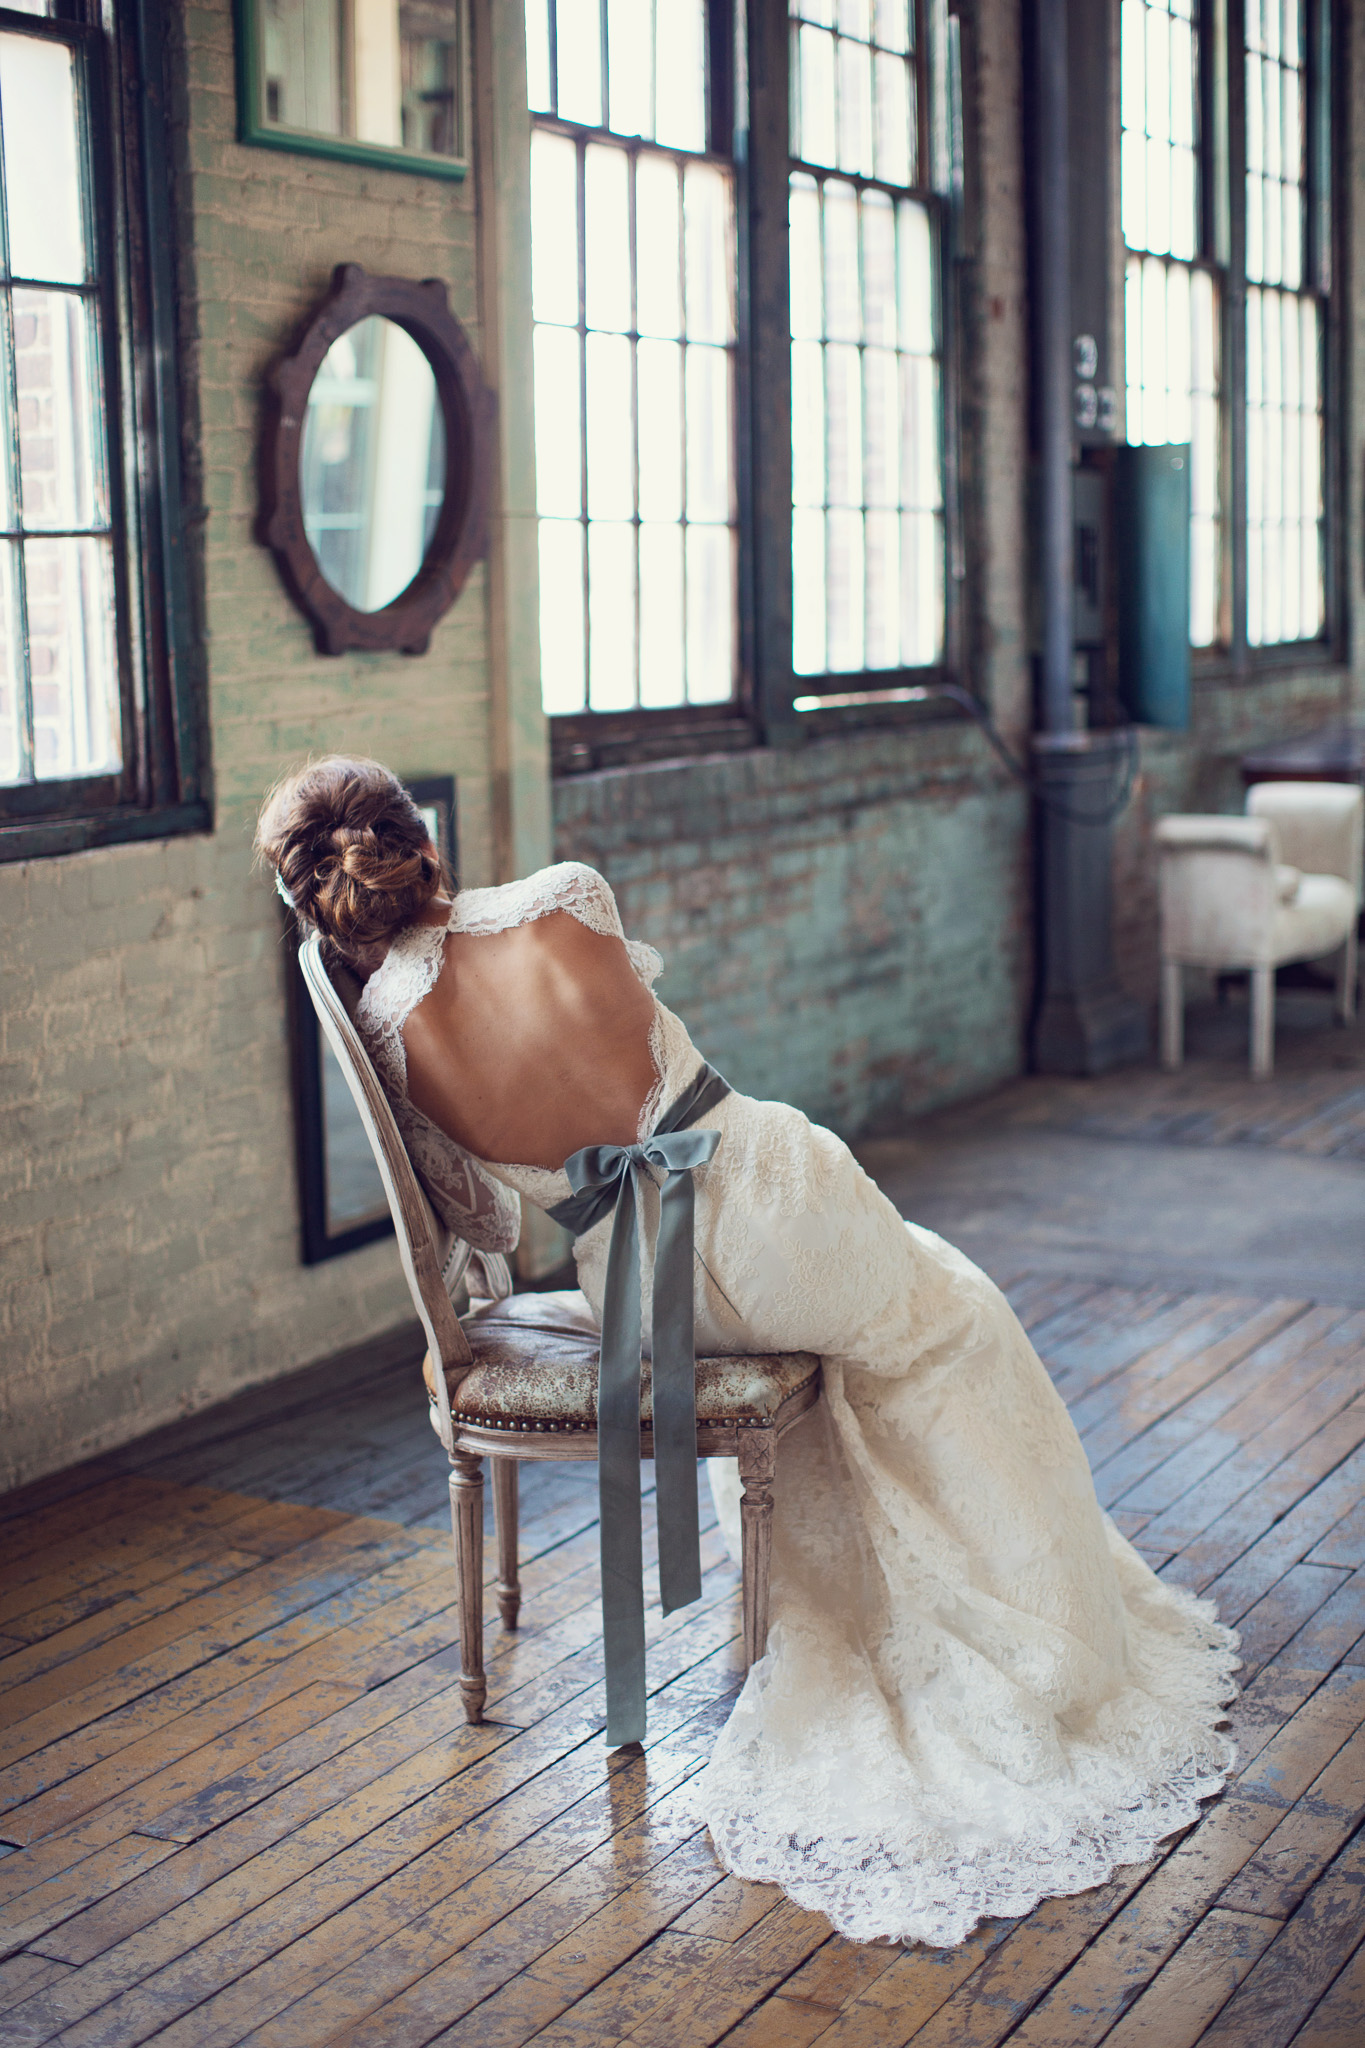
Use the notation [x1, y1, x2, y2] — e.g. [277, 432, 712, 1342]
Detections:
[1132, 0, 1343, 683]
[0, 0, 208, 864]
[544, 0, 965, 776]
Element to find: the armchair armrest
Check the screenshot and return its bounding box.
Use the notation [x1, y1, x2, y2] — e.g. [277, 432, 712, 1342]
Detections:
[1156, 815, 1277, 859]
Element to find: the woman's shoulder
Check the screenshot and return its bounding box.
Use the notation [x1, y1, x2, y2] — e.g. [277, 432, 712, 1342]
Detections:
[449, 862, 622, 940]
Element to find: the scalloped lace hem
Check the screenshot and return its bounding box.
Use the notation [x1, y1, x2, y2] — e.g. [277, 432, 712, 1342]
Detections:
[703, 1621, 1240, 1950]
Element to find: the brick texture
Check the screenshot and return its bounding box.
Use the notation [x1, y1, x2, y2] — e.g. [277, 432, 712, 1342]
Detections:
[0, 0, 495, 1490]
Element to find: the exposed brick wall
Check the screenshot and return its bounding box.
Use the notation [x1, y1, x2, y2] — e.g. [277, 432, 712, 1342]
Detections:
[0, 0, 495, 1489]
[554, 725, 1031, 1138]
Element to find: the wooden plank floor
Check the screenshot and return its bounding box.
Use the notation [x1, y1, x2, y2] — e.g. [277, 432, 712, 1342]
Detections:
[2, 1279, 1364, 2046]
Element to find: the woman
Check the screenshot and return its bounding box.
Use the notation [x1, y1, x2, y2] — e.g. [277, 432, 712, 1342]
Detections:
[257, 755, 1238, 1950]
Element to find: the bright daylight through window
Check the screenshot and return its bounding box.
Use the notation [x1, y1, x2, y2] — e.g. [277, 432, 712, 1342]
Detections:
[789, 0, 942, 680]
[1121, 0, 1221, 649]
[1243, 0, 1324, 647]
[0, 19, 119, 789]
[526, 0, 737, 716]
[1121, 0, 1328, 654]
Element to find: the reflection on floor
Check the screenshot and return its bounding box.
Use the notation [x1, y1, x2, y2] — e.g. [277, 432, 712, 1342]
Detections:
[1, 992, 1363, 2046]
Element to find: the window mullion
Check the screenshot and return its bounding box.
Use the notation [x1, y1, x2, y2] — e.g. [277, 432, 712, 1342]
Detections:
[1226, 0, 1247, 664]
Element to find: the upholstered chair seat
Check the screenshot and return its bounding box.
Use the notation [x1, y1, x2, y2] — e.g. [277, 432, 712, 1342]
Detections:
[424, 1290, 821, 1434]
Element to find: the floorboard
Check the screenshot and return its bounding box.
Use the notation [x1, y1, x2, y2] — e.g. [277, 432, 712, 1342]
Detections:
[4, 1034, 1365, 2042]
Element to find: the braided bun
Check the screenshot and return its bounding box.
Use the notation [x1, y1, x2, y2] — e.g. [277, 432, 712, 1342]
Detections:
[255, 756, 447, 953]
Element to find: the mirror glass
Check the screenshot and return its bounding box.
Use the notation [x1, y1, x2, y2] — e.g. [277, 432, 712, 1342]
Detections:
[300, 315, 446, 613]
[255, 0, 464, 164]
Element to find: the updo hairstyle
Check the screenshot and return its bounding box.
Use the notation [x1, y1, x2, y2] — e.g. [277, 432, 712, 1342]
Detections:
[255, 756, 448, 953]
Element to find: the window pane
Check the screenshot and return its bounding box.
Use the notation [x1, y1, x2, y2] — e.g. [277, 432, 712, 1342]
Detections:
[25, 535, 119, 780]
[798, 25, 837, 167]
[539, 520, 586, 713]
[861, 189, 896, 347]
[585, 144, 631, 333]
[588, 521, 636, 708]
[684, 162, 734, 343]
[790, 175, 824, 340]
[13, 289, 108, 533]
[639, 522, 684, 705]
[637, 338, 683, 521]
[524, 0, 551, 112]
[555, 0, 602, 127]
[826, 507, 865, 671]
[0, 33, 88, 284]
[608, 0, 652, 138]
[654, 0, 705, 152]
[792, 508, 827, 675]
[837, 35, 873, 176]
[533, 325, 582, 516]
[873, 53, 912, 194]
[685, 524, 732, 702]
[792, 339, 826, 507]
[685, 343, 729, 522]
[636, 155, 682, 338]
[1122, 0, 1199, 260]
[864, 507, 899, 668]
[585, 331, 633, 518]
[531, 131, 579, 326]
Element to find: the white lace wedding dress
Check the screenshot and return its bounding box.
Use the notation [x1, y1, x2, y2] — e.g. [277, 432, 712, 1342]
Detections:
[356, 861, 1239, 1949]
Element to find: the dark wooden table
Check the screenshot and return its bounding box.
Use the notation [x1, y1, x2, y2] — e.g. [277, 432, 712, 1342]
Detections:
[1241, 723, 1365, 787]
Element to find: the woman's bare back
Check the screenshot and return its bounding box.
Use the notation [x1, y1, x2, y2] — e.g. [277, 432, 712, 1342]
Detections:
[394, 902, 659, 1170]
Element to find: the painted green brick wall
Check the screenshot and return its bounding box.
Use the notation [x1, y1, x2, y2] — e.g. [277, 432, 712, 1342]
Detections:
[554, 730, 1031, 1136]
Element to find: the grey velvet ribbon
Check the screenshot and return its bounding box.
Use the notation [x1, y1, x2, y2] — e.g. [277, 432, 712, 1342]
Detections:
[548, 1061, 731, 1745]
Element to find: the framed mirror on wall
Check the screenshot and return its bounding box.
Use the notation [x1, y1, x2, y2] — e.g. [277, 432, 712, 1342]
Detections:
[260, 266, 495, 654]
[235, 0, 469, 177]
[286, 773, 456, 1263]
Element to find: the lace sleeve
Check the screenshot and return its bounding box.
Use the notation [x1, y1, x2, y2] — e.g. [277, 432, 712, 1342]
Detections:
[393, 1097, 522, 1254]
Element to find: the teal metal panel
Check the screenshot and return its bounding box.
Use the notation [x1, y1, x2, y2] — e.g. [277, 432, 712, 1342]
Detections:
[1115, 444, 1191, 729]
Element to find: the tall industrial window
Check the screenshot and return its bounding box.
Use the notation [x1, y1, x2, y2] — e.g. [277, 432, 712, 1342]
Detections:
[0, 24, 119, 788]
[1244, 0, 1324, 647]
[526, 1, 950, 744]
[1120, 0, 1332, 658]
[525, 0, 738, 716]
[788, 0, 942, 681]
[1121, 0, 1221, 648]
[0, 0, 205, 862]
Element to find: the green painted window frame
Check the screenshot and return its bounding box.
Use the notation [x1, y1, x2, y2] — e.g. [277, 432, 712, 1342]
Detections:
[233, 0, 470, 181]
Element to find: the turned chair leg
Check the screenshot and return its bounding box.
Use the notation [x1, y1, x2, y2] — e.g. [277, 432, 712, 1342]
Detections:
[1160, 959, 1184, 1070]
[491, 1457, 521, 1630]
[738, 1429, 776, 1671]
[450, 1453, 487, 1723]
[1250, 963, 1275, 1078]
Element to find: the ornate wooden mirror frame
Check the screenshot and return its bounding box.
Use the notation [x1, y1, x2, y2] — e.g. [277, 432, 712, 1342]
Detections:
[261, 264, 495, 655]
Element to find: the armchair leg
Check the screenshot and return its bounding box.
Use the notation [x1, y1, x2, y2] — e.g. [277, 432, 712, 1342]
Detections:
[738, 1429, 776, 1672]
[1337, 924, 1358, 1023]
[1160, 960, 1184, 1070]
[1251, 964, 1275, 1079]
[450, 1454, 487, 1723]
[491, 1457, 521, 1630]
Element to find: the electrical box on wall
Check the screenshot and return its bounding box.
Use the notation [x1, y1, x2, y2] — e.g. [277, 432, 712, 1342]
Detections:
[1115, 445, 1191, 729]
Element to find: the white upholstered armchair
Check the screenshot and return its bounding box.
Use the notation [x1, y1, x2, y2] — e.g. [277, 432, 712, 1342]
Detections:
[1156, 780, 1361, 1078]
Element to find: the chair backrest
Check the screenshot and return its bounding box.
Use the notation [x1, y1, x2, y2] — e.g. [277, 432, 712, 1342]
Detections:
[1155, 814, 1280, 966]
[1247, 781, 1365, 906]
[297, 933, 472, 1445]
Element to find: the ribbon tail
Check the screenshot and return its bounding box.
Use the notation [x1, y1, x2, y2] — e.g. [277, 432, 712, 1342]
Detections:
[597, 1169, 647, 1746]
[652, 1169, 703, 1616]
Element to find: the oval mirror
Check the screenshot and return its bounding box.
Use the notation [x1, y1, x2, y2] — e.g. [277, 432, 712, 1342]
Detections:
[300, 317, 447, 614]
[261, 265, 495, 656]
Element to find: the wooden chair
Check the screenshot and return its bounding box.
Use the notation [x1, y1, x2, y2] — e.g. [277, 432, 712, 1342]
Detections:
[298, 933, 822, 1725]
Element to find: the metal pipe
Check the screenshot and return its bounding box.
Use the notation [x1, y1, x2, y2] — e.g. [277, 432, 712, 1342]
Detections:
[1034, 0, 1074, 733]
